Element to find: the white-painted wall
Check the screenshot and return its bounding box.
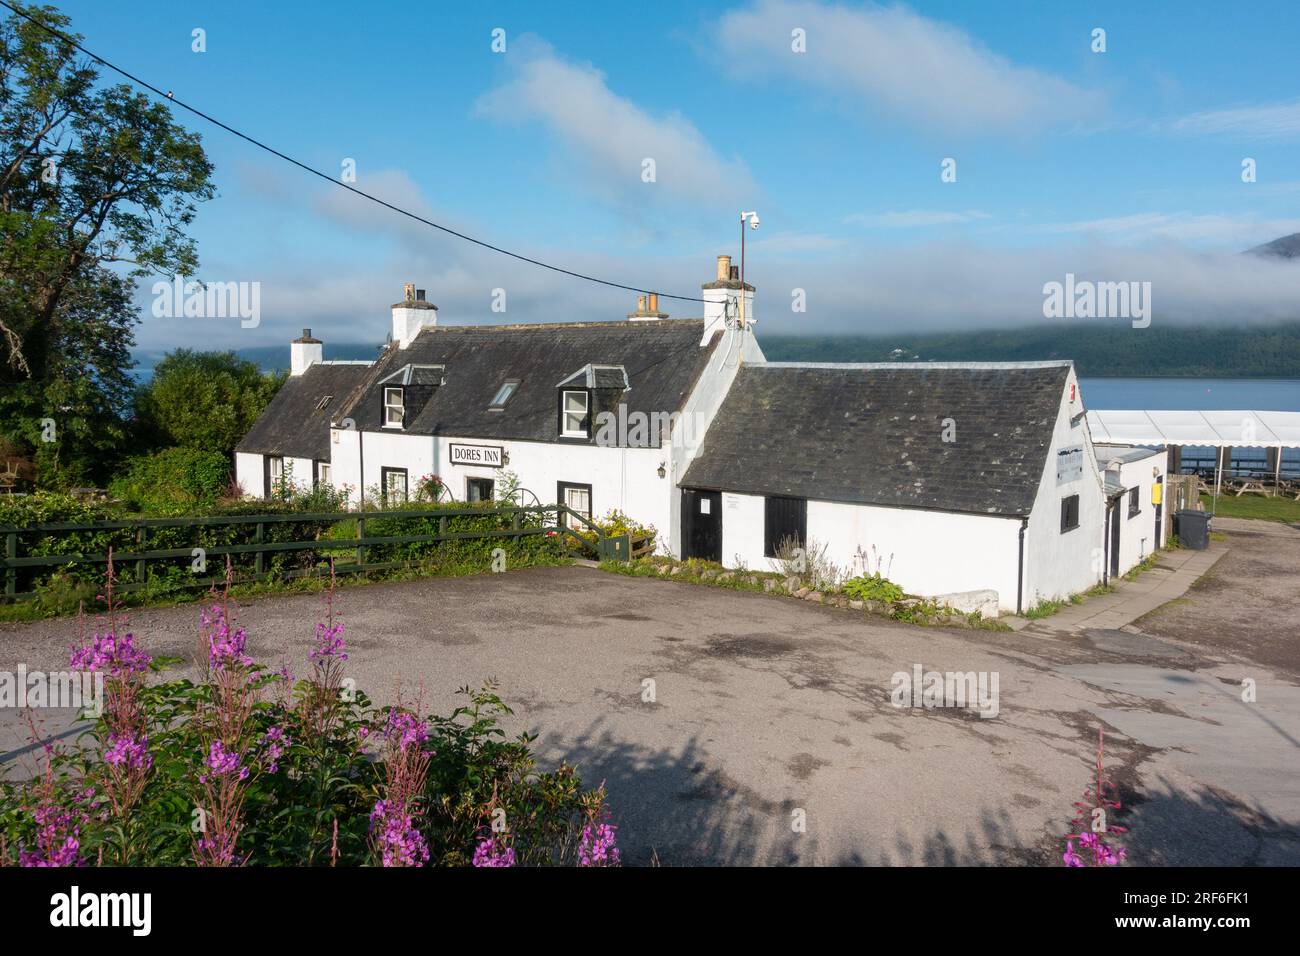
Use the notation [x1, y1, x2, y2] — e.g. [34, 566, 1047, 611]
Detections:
[234, 451, 315, 499]
[717, 491, 1023, 608]
[1022, 368, 1107, 609]
[665, 325, 765, 557]
[325, 427, 673, 536]
[1099, 446, 1167, 575]
[234, 452, 262, 499]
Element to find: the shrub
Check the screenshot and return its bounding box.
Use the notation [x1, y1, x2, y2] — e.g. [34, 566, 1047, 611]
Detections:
[572, 509, 657, 552]
[109, 447, 231, 512]
[842, 573, 906, 604]
[0, 564, 619, 867]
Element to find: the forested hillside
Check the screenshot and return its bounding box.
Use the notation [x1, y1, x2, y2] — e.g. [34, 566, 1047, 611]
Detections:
[759, 323, 1300, 378]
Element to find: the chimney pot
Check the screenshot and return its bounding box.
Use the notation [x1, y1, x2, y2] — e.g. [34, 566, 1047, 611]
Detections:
[403, 282, 415, 303]
[648, 293, 659, 312]
[729, 265, 740, 281]
[303, 328, 311, 338]
[636, 294, 647, 313]
[716, 255, 731, 281]
[416, 288, 426, 302]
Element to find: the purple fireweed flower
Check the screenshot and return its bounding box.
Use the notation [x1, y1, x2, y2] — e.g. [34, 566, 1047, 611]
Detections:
[309, 621, 347, 663]
[204, 605, 252, 670]
[200, 740, 248, 784]
[472, 836, 516, 868]
[370, 799, 429, 867]
[19, 804, 87, 868]
[384, 709, 429, 750]
[103, 733, 152, 772]
[69, 631, 150, 676]
[578, 822, 621, 867]
[1077, 831, 1125, 866]
[259, 726, 290, 774]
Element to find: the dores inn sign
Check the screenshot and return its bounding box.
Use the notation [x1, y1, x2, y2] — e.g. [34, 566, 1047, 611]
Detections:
[449, 443, 505, 468]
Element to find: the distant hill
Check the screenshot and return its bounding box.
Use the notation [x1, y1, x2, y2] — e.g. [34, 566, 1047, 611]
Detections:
[1247, 232, 1300, 260]
[759, 322, 1300, 378]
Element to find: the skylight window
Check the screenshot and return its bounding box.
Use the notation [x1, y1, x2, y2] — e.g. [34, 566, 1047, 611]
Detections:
[315, 395, 333, 411]
[489, 381, 519, 409]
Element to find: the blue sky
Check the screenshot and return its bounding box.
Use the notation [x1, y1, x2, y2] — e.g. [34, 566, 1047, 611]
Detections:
[50, 0, 1300, 354]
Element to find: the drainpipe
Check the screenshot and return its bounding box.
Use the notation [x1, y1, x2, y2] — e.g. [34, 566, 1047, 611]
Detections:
[358, 430, 365, 508]
[1102, 501, 1110, 586]
[1016, 518, 1028, 615]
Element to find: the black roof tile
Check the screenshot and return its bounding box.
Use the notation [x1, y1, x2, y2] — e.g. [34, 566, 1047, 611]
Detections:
[336, 320, 717, 442]
[235, 363, 371, 460]
[680, 362, 1070, 516]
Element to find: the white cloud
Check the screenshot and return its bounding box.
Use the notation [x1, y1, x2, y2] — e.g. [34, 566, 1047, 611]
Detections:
[1173, 99, 1300, 139]
[845, 209, 992, 228]
[718, 0, 1099, 133]
[1038, 212, 1300, 246]
[475, 38, 754, 210]
[135, 163, 1300, 355]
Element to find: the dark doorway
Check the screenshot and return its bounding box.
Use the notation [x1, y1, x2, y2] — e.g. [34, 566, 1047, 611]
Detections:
[681, 489, 722, 562]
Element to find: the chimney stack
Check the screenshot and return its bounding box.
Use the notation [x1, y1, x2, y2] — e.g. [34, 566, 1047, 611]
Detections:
[700, 253, 754, 345]
[627, 291, 668, 321]
[391, 282, 438, 348]
[290, 328, 323, 376]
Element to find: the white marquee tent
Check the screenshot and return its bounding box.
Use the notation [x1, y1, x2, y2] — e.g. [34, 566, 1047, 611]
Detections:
[1086, 409, 1300, 493]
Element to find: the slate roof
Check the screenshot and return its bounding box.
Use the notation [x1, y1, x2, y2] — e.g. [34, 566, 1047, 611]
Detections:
[236, 363, 371, 461]
[335, 320, 717, 443]
[681, 362, 1071, 516]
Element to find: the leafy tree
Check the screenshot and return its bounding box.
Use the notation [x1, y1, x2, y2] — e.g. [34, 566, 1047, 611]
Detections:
[0, 2, 215, 485]
[135, 349, 285, 456]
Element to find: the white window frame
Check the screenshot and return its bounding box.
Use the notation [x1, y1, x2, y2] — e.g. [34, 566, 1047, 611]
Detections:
[382, 467, 408, 504]
[316, 461, 331, 488]
[383, 386, 404, 428]
[561, 389, 589, 438]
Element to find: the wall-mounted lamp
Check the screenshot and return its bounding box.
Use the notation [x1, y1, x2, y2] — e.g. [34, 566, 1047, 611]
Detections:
[502, 450, 510, 466]
[657, 462, 667, 479]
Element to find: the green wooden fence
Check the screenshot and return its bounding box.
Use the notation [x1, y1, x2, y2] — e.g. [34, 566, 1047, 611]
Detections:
[0, 502, 638, 602]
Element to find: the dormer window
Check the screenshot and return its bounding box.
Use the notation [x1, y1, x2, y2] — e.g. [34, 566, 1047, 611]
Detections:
[561, 389, 590, 438]
[383, 386, 404, 428]
[489, 381, 519, 410]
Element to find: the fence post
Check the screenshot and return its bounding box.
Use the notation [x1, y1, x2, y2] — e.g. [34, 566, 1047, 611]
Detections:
[511, 509, 520, 547]
[136, 526, 147, 594]
[356, 517, 366, 570]
[5, 531, 15, 600]
[255, 522, 264, 577]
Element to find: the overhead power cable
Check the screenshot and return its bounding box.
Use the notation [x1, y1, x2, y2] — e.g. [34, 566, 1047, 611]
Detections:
[0, 0, 706, 303]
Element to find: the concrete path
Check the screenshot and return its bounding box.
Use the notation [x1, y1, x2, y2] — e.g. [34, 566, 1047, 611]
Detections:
[1015, 544, 1226, 635]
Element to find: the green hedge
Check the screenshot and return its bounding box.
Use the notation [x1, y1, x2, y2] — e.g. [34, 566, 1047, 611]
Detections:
[0, 494, 567, 605]
[108, 447, 231, 512]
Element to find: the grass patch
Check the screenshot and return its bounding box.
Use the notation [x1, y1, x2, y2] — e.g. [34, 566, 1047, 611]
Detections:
[1122, 552, 1160, 581]
[1024, 597, 1069, 619]
[1200, 493, 1300, 523]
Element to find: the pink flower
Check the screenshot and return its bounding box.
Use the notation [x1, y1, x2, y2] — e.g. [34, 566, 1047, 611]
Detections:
[472, 836, 516, 868]
[69, 631, 150, 676]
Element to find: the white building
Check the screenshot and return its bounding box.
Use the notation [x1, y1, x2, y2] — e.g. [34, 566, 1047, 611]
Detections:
[237, 259, 764, 553]
[1095, 443, 1168, 578]
[235, 256, 1158, 614]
